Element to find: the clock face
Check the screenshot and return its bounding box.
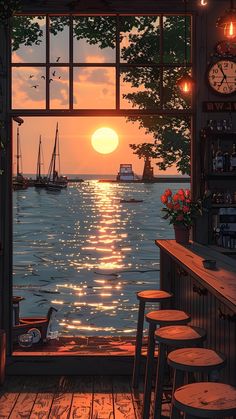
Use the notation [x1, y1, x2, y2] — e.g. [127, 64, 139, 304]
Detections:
[207, 60, 236, 95]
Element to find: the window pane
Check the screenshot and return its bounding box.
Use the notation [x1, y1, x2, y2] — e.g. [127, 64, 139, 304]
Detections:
[50, 67, 69, 109]
[73, 67, 116, 109]
[120, 67, 160, 109]
[163, 16, 191, 63]
[50, 16, 70, 63]
[163, 68, 192, 109]
[73, 16, 116, 63]
[120, 16, 160, 64]
[11, 16, 46, 63]
[12, 67, 46, 109]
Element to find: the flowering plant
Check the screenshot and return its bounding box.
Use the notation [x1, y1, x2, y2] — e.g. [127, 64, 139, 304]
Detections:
[161, 188, 202, 228]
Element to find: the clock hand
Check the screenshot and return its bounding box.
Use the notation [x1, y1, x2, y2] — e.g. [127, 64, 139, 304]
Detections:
[217, 64, 226, 78]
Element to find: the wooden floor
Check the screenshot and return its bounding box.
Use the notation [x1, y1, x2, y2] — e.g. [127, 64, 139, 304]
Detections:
[0, 375, 170, 419]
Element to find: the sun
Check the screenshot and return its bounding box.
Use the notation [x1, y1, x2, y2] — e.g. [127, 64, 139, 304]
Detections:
[91, 127, 119, 154]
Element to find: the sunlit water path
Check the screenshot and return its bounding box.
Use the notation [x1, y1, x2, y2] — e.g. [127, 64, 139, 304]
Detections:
[13, 179, 186, 336]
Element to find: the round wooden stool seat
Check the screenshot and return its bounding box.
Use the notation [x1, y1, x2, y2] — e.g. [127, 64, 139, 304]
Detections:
[146, 309, 191, 326]
[173, 382, 236, 417]
[168, 347, 226, 373]
[137, 289, 172, 302]
[155, 325, 206, 347]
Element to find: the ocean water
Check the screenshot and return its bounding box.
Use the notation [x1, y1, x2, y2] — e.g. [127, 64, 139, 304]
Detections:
[13, 178, 188, 336]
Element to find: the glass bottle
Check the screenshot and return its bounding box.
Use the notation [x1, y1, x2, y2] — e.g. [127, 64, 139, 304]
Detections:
[223, 148, 231, 172]
[211, 142, 216, 172]
[230, 143, 236, 171]
[215, 139, 223, 172]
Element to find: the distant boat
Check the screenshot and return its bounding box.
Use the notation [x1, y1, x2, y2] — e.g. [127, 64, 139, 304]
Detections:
[34, 135, 47, 188]
[13, 127, 29, 191]
[120, 198, 143, 203]
[46, 122, 68, 191]
[117, 164, 135, 181]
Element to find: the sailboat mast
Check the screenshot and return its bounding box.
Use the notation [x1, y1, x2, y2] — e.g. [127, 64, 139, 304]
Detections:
[16, 127, 20, 176]
[52, 122, 59, 181]
[37, 135, 42, 179]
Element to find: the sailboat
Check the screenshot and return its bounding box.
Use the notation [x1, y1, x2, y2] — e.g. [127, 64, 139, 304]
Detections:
[13, 127, 29, 191]
[46, 122, 68, 191]
[34, 135, 47, 188]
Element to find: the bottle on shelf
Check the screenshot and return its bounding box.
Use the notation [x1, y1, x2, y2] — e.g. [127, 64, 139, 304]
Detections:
[215, 139, 223, 172]
[211, 142, 216, 172]
[230, 143, 236, 171]
[223, 148, 231, 172]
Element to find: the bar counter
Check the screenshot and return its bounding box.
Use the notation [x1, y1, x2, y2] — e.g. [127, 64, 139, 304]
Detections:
[155, 240, 236, 386]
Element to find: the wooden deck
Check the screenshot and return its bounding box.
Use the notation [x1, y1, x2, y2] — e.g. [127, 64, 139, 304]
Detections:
[0, 375, 171, 419]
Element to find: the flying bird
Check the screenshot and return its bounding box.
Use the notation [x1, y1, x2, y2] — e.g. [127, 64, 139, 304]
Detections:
[49, 78, 53, 83]
[58, 76, 61, 79]
[31, 85, 39, 89]
[29, 75, 34, 79]
[41, 75, 45, 79]
[56, 57, 61, 62]
[52, 71, 56, 77]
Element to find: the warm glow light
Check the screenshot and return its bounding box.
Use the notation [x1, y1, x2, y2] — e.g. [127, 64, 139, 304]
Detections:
[177, 75, 194, 95]
[200, 0, 208, 5]
[224, 21, 236, 38]
[91, 127, 119, 154]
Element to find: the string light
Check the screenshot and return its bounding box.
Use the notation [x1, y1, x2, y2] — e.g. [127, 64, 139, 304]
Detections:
[177, 0, 195, 95]
[216, 0, 236, 39]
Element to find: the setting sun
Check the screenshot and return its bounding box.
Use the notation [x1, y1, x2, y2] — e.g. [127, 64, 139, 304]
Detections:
[91, 127, 119, 154]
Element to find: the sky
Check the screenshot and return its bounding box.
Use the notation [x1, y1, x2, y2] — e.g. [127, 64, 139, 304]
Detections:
[12, 17, 180, 176]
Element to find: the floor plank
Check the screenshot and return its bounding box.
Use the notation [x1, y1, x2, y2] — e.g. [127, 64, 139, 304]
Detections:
[69, 376, 93, 419]
[30, 376, 59, 419]
[8, 376, 38, 419]
[92, 376, 114, 419]
[113, 376, 137, 419]
[48, 376, 74, 419]
[0, 376, 23, 418]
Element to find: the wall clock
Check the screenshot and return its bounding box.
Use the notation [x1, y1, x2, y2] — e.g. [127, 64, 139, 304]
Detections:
[207, 59, 236, 95]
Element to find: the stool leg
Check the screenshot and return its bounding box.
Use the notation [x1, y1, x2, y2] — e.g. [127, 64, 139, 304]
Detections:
[153, 342, 166, 419]
[132, 300, 145, 388]
[142, 322, 156, 419]
[170, 370, 185, 419]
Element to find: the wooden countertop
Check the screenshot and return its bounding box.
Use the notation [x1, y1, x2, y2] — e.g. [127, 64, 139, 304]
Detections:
[155, 240, 236, 312]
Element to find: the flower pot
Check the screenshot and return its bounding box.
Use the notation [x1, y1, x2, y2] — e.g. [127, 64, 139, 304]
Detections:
[174, 224, 190, 244]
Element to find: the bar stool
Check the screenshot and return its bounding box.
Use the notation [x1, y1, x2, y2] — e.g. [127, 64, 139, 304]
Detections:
[173, 382, 236, 418]
[167, 348, 226, 419]
[152, 325, 207, 419]
[142, 310, 191, 419]
[132, 290, 173, 389]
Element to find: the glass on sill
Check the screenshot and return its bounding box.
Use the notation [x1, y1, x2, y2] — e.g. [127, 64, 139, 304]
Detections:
[18, 333, 33, 348]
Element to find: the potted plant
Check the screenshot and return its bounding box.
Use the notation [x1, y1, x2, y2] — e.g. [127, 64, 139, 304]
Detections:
[160, 188, 202, 244]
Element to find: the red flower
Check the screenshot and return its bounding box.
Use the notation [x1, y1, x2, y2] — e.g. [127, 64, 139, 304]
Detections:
[164, 189, 172, 197]
[174, 203, 181, 210]
[173, 194, 179, 202]
[183, 206, 190, 213]
[185, 189, 191, 197]
[176, 214, 184, 221]
[178, 189, 185, 196]
[166, 203, 174, 209]
[161, 194, 168, 204]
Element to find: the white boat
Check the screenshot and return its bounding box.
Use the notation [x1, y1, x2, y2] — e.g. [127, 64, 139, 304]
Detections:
[116, 164, 135, 181]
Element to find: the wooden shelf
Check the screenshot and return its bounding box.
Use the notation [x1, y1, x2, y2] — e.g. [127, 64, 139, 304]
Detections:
[211, 204, 236, 208]
[206, 173, 236, 180]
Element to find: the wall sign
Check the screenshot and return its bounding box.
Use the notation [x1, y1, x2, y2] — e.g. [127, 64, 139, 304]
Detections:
[203, 101, 236, 112]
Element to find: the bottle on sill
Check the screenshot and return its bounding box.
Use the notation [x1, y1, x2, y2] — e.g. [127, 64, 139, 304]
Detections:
[230, 143, 236, 171]
[211, 142, 216, 172]
[215, 139, 223, 172]
[223, 148, 231, 172]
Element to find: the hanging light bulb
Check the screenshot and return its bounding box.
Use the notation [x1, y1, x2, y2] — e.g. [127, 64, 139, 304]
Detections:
[177, 0, 194, 95]
[216, 0, 236, 39]
[200, 0, 208, 6]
